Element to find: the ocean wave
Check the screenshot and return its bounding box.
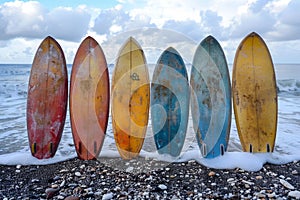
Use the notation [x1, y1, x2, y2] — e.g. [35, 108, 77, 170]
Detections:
[277, 79, 300, 94]
[1, 80, 300, 97]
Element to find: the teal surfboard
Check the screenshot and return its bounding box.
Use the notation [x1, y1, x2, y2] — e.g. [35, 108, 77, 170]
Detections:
[151, 47, 190, 157]
[190, 35, 231, 158]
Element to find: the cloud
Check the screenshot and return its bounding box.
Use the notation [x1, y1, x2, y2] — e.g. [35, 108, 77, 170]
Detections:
[228, 0, 277, 39]
[22, 47, 33, 56]
[0, 0, 300, 64]
[129, 0, 202, 27]
[46, 6, 91, 42]
[92, 6, 156, 36]
[200, 10, 224, 39]
[93, 7, 130, 35]
[269, 0, 300, 41]
[101, 28, 197, 65]
[0, 40, 9, 48]
[161, 9, 225, 42]
[249, 0, 270, 13]
[0, 38, 42, 63]
[125, 14, 156, 31]
[162, 20, 202, 41]
[0, 1, 91, 42]
[279, 1, 300, 26]
[0, 1, 45, 40]
[268, 40, 300, 63]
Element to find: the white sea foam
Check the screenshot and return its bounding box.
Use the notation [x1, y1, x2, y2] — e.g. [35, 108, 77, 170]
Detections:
[279, 79, 300, 89]
[0, 64, 299, 172]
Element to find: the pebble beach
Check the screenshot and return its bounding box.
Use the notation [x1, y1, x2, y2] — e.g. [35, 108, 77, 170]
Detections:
[0, 158, 299, 199]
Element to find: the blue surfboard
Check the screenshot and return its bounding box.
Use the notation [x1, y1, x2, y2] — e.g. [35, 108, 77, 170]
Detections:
[151, 47, 190, 157]
[190, 35, 231, 158]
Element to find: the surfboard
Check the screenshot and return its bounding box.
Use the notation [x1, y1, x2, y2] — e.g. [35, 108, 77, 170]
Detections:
[70, 36, 110, 160]
[151, 47, 189, 157]
[190, 35, 232, 158]
[232, 32, 278, 153]
[112, 37, 150, 160]
[27, 36, 68, 159]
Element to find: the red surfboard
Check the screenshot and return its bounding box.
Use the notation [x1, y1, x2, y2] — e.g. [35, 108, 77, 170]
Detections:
[27, 36, 68, 159]
[70, 36, 110, 160]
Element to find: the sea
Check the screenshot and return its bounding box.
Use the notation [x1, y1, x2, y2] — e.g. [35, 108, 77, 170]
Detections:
[0, 63, 299, 171]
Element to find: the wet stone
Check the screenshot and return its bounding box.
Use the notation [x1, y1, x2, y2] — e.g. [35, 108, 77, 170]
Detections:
[208, 171, 216, 176]
[158, 184, 167, 190]
[65, 196, 80, 200]
[102, 192, 114, 200]
[291, 170, 298, 175]
[280, 179, 295, 190]
[31, 179, 40, 183]
[288, 190, 300, 199]
[74, 172, 81, 177]
[45, 187, 60, 199]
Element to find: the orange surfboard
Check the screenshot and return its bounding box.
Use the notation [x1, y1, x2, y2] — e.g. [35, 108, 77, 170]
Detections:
[70, 36, 110, 160]
[112, 37, 150, 159]
[232, 32, 278, 152]
[27, 36, 68, 159]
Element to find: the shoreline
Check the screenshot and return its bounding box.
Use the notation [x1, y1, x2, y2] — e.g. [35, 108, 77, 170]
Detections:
[0, 158, 299, 199]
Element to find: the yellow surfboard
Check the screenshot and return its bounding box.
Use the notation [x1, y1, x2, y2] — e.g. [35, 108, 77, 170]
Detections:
[112, 37, 150, 159]
[232, 32, 278, 153]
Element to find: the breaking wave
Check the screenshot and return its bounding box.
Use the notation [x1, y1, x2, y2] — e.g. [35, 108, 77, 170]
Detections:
[277, 79, 300, 95]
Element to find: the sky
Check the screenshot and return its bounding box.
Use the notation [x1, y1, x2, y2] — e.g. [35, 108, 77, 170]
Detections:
[0, 0, 300, 64]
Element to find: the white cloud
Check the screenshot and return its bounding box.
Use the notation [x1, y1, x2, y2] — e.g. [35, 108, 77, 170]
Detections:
[268, 40, 300, 63]
[279, 1, 300, 26]
[0, 40, 9, 48]
[92, 6, 156, 36]
[200, 10, 224, 39]
[92, 7, 130, 35]
[100, 28, 196, 65]
[0, 38, 41, 63]
[162, 20, 202, 41]
[0, 1, 91, 42]
[46, 6, 91, 41]
[208, 0, 248, 27]
[228, 0, 277, 39]
[109, 24, 122, 33]
[22, 47, 33, 57]
[129, 0, 202, 28]
[265, 0, 291, 14]
[0, 1, 45, 39]
[0, 0, 300, 63]
[223, 0, 300, 42]
[268, 0, 300, 41]
[125, 14, 156, 31]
